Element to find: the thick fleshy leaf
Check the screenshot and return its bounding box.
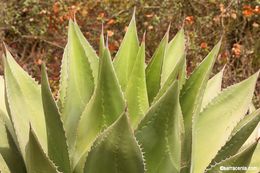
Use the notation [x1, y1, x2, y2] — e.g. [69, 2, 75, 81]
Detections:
[161, 28, 185, 85]
[113, 11, 139, 91]
[73, 21, 99, 82]
[248, 103, 256, 114]
[0, 76, 8, 118]
[0, 76, 15, 143]
[248, 143, 260, 173]
[135, 81, 184, 173]
[154, 55, 185, 103]
[4, 48, 47, 157]
[179, 56, 187, 88]
[192, 72, 259, 173]
[99, 24, 105, 58]
[205, 140, 258, 173]
[242, 119, 260, 173]
[126, 41, 149, 128]
[84, 113, 145, 173]
[41, 65, 71, 173]
[57, 44, 69, 111]
[201, 67, 224, 109]
[207, 109, 260, 168]
[0, 119, 26, 173]
[60, 20, 95, 151]
[145, 29, 169, 104]
[25, 128, 60, 173]
[0, 154, 11, 173]
[74, 48, 125, 172]
[180, 41, 221, 172]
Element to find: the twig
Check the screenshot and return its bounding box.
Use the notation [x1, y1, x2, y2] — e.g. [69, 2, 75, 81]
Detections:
[21, 35, 64, 49]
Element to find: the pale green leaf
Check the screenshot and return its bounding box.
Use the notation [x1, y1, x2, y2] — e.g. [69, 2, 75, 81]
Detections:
[25, 128, 60, 173]
[61, 20, 95, 151]
[145, 29, 169, 104]
[179, 56, 187, 89]
[0, 76, 8, 118]
[154, 54, 185, 103]
[41, 65, 71, 173]
[4, 48, 47, 158]
[135, 81, 184, 173]
[248, 143, 260, 173]
[248, 102, 256, 114]
[161, 28, 185, 85]
[84, 113, 145, 173]
[99, 24, 105, 58]
[57, 44, 68, 111]
[201, 67, 224, 109]
[0, 119, 26, 173]
[113, 11, 139, 91]
[73, 48, 125, 172]
[192, 72, 259, 173]
[206, 141, 258, 173]
[126, 41, 149, 128]
[180, 41, 221, 173]
[74, 21, 99, 82]
[0, 154, 11, 173]
[0, 76, 16, 143]
[207, 109, 260, 168]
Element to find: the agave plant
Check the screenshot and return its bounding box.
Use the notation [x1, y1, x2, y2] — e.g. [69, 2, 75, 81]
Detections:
[0, 11, 260, 173]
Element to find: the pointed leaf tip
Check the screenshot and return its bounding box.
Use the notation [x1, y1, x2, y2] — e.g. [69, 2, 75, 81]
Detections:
[26, 128, 59, 173]
[41, 63, 71, 173]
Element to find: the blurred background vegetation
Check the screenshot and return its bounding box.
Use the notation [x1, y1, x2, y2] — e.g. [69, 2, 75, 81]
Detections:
[0, 0, 259, 107]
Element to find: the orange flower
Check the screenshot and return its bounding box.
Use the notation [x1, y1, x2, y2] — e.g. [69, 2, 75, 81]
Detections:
[232, 43, 242, 58]
[254, 6, 260, 14]
[107, 30, 114, 37]
[185, 16, 194, 25]
[53, 2, 60, 14]
[243, 5, 254, 17]
[200, 42, 208, 49]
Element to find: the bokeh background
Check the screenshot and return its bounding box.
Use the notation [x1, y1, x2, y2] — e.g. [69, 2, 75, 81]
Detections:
[0, 0, 259, 107]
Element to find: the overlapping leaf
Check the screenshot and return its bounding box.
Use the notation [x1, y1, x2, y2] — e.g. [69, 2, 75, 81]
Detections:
[25, 128, 60, 173]
[0, 76, 15, 142]
[113, 11, 139, 91]
[206, 140, 259, 173]
[0, 154, 11, 173]
[3, 48, 47, 158]
[41, 65, 71, 173]
[0, 119, 26, 173]
[207, 109, 260, 168]
[84, 113, 145, 173]
[180, 41, 221, 173]
[161, 28, 185, 85]
[201, 67, 224, 109]
[59, 21, 96, 151]
[0, 76, 8, 119]
[192, 72, 258, 173]
[135, 81, 184, 173]
[74, 48, 125, 172]
[154, 54, 185, 103]
[73, 21, 99, 82]
[126, 41, 149, 128]
[145, 29, 169, 104]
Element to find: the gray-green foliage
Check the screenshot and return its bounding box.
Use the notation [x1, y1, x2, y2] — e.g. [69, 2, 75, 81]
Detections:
[0, 12, 259, 173]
